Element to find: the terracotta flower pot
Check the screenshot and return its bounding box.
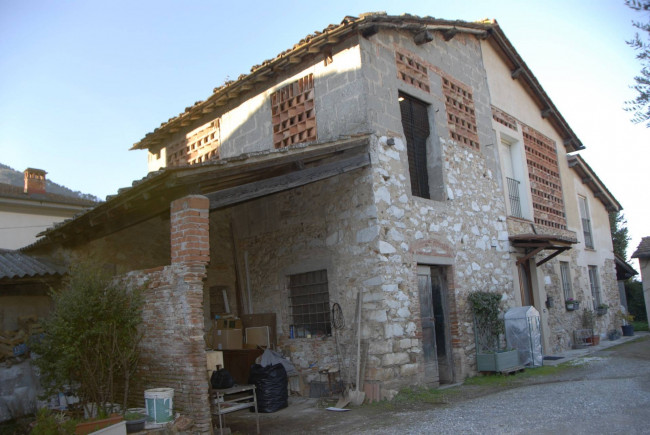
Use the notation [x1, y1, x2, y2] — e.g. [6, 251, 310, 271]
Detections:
[75, 414, 123, 435]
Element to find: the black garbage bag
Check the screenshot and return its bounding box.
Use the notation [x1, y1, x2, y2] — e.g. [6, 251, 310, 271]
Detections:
[248, 363, 288, 413]
[211, 368, 235, 389]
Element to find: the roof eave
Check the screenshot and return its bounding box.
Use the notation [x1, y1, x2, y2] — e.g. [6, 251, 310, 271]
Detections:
[567, 154, 622, 213]
[130, 15, 494, 152]
[485, 26, 585, 153]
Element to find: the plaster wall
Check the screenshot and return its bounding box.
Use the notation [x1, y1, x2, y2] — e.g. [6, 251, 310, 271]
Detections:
[640, 258, 650, 323]
[482, 40, 619, 351]
[0, 207, 83, 250]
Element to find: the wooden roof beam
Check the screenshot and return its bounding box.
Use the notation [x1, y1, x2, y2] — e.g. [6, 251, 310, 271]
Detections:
[442, 28, 458, 42]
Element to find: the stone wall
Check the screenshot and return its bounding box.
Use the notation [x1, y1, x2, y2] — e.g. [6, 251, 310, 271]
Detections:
[222, 164, 378, 387]
[357, 29, 513, 383]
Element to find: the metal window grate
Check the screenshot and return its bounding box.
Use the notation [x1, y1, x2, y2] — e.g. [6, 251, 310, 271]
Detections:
[288, 270, 331, 337]
[399, 92, 430, 198]
[582, 218, 594, 248]
[588, 266, 601, 309]
[506, 177, 523, 218]
[579, 197, 594, 248]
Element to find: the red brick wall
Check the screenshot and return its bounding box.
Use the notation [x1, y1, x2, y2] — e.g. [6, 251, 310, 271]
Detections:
[126, 195, 211, 433]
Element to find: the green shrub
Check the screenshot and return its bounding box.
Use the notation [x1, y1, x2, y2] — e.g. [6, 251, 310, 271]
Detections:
[32, 262, 144, 416]
[468, 291, 504, 352]
[30, 408, 77, 435]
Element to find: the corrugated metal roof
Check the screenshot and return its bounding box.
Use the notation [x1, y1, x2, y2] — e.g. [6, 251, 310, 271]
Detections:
[0, 249, 65, 280]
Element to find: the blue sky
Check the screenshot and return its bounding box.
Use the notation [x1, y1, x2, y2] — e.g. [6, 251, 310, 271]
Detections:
[1, 0, 648, 258]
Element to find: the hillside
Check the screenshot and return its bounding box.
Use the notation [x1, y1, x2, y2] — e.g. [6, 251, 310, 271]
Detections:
[0, 163, 101, 202]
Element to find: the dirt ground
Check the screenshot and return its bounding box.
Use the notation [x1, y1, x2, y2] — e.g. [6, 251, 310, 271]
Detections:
[220, 334, 650, 434]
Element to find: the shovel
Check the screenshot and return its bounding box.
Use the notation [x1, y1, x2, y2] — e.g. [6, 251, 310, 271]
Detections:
[349, 290, 366, 406]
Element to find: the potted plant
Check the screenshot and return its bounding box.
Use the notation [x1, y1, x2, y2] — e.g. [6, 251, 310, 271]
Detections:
[565, 298, 580, 311]
[596, 303, 609, 316]
[582, 309, 600, 345]
[469, 291, 520, 372]
[620, 311, 635, 336]
[124, 410, 148, 434]
[607, 329, 621, 340]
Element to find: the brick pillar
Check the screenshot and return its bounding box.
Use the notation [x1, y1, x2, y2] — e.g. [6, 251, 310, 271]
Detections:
[166, 195, 212, 433]
[171, 195, 210, 264]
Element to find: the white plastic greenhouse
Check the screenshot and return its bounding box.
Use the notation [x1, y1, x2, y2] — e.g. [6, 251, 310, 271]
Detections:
[504, 306, 543, 367]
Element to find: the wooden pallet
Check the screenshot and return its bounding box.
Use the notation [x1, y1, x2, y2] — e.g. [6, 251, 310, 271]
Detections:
[498, 365, 525, 375]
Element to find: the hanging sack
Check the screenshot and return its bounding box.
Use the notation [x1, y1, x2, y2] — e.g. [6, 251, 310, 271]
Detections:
[211, 368, 235, 389]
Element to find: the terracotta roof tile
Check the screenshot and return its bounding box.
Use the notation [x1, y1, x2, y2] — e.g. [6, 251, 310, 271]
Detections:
[632, 237, 650, 259]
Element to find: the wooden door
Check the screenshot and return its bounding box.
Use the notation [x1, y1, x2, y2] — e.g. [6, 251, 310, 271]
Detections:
[418, 265, 454, 384]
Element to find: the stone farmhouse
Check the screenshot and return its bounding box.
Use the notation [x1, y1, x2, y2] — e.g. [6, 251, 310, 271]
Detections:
[23, 13, 623, 432]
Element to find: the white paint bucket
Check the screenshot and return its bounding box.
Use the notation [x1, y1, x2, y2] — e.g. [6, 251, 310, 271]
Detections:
[144, 388, 174, 424]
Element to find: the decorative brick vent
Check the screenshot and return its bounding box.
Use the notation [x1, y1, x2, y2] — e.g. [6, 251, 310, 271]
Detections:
[271, 74, 316, 148]
[395, 51, 430, 93]
[522, 124, 567, 229]
[491, 106, 518, 131]
[167, 120, 221, 167]
[442, 76, 479, 150]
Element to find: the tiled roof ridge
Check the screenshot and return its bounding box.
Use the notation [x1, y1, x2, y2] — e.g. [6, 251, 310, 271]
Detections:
[0, 182, 99, 207]
[632, 236, 650, 259]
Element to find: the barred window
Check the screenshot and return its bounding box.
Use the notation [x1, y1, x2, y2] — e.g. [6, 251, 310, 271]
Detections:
[588, 265, 601, 309]
[288, 270, 331, 337]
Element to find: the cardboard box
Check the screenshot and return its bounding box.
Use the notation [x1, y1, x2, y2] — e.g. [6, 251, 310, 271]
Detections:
[214, 318, 243, 330]
[241, 313, 277, 346]
[245, 326, 270, 348]
[212, 329, 243, 350]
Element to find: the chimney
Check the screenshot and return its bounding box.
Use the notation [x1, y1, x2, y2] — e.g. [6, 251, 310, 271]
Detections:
[24, 168, 47, 195]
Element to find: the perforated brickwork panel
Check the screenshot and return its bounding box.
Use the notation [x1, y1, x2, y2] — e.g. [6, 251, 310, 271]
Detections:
[271, 74, 316, 149]
[396, 51, 430, 93]
[166, 119, 221, 167]
[522, 124, 567, 229]
[442, 76, 479, 150]
[491, 106, 518, 131]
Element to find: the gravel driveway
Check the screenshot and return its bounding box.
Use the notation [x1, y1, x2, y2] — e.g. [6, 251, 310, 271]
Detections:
[359, 337, 650, 435]
[224, 335, 650, 434]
